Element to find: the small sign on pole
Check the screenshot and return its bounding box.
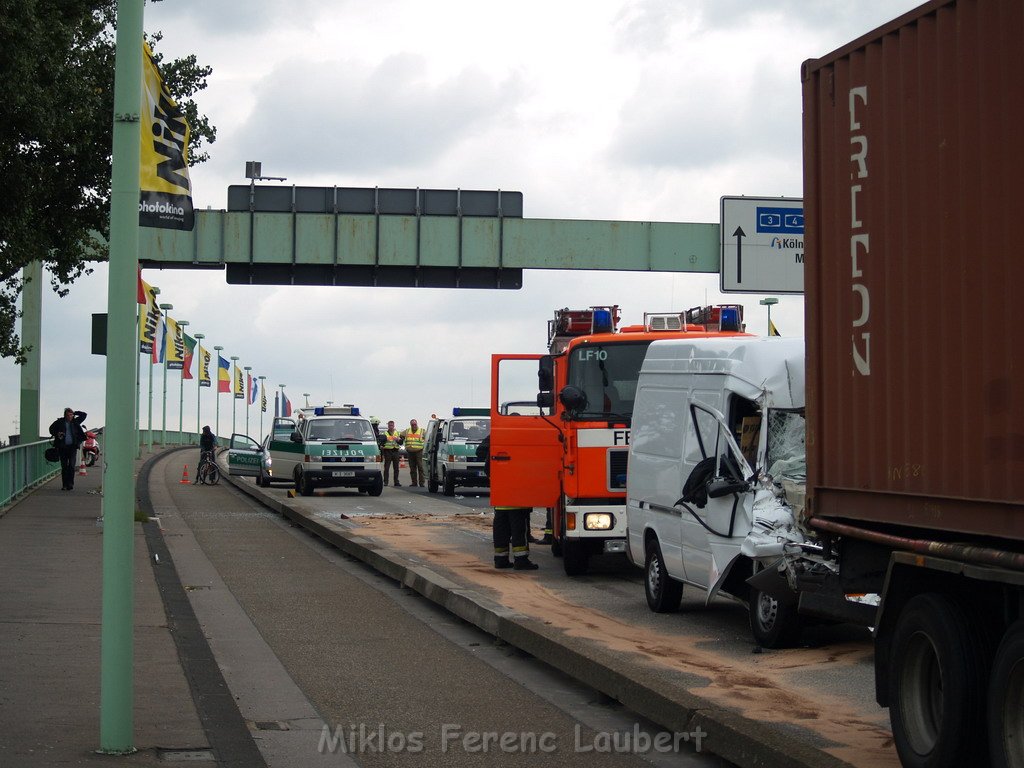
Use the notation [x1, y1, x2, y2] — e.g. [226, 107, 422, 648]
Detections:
[720, 196, 804, 294]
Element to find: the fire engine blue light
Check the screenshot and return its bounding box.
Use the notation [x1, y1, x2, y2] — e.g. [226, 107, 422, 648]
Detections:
[720, 307, 740, 332]
[593, 309, 613, 334]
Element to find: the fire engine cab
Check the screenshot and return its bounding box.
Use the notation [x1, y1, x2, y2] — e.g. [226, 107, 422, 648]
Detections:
[489, 305, 750, 575]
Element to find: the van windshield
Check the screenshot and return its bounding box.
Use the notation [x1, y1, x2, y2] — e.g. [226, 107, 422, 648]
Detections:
[306, 419, 374, 442]
[563, 341, 651, 421]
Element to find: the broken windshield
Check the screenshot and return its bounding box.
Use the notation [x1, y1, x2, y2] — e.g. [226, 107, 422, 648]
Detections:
[765, 409, 806, 482]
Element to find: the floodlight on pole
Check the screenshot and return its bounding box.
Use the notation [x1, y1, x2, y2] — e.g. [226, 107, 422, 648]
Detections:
[214, 345, 224, 439]
[158, 303, 173, 446]
[759, 297, 779, 336]
[147, 287, 160, 452]
[230, 355, 239, 435]
[193, 333, 204, 439]
[244, 366, 252, 436]
[176, 320, 189, 444]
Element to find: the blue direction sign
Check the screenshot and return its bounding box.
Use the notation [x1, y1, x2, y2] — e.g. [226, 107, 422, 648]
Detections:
[720, 196, 804, 294]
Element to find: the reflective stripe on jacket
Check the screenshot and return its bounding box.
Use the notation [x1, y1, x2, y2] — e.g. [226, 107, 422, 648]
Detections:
[403, 428, 425, 450]
[382, 430, 402, 450]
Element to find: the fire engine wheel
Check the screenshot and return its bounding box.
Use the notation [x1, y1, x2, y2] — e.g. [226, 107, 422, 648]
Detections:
[989, 621, 1024, 768]
[888, 593, 990, 768]
[550, 537, 563, 557]
[562, 539, 589, 576]
[644, 540, 682, 613]
[442, 471, 455, 497]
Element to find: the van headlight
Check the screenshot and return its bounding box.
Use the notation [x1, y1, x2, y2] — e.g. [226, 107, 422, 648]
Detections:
[584, 513, 614, 531]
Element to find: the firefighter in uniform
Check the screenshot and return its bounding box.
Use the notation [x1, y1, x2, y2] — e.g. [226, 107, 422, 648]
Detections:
[401, 418, 426, 487]
[380, 420, 403, 486]
[477, 436, 539, 570]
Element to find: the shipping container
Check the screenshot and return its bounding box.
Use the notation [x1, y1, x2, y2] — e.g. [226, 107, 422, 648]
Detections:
[802, 0, 1024, 541]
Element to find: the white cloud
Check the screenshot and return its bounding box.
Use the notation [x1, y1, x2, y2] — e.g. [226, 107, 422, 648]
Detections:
[0, 0, 920, 441]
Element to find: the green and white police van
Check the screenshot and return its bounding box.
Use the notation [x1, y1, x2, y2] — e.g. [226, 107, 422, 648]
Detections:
[424, 407, 490, 496]
[227, 418, 296, 487]
[268, 406, 383, 496]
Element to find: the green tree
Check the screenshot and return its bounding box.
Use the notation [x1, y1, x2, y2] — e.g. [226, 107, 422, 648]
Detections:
[0, 1, 216, 362]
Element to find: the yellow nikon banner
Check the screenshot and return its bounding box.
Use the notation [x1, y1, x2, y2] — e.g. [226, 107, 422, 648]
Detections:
[140, 42, 194, 230]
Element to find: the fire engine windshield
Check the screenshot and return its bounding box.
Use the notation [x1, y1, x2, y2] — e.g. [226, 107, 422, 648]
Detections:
[564, 341, 651, 421]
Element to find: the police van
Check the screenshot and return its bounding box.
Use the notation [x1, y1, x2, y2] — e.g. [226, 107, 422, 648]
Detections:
[424, 407, 490, 496]
[268, 405, 383, 496]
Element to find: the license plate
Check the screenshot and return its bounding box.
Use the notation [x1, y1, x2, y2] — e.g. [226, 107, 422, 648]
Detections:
[332, 471, 355, 477]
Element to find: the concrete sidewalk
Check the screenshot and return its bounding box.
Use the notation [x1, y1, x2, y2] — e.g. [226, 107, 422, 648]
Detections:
[0, 457, 218, 767]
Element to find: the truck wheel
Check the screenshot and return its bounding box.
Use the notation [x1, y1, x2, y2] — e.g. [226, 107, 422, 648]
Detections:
[644, 540, 682, 613]
[888, 593, 989, 768]
[562, 539, 589, 576]
[989, 621, 1024, 768]
[748, 564, 802, 648]
[442, 471, 455, 497]
[550, 537, 563, 557]
[367, 476, 384, 497]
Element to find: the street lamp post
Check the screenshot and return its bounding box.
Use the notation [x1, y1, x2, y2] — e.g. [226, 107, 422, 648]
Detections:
[147, 287, 160, 452]
[177, 320, 188, 444]
[194, 333, 204, 442]
[244, 366, 252, 436]
[214, 345, 224, 439]
[258, 375, 267, 442]
[159, 303, 173, 446]
[759, 297, 779, 336]
[230, 356, 239, 436]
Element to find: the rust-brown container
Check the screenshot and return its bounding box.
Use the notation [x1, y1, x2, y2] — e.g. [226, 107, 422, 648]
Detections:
[802, 0, 1024, 541]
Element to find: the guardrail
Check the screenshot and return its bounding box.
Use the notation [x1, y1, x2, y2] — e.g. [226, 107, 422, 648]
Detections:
[0, 439, 61, 508]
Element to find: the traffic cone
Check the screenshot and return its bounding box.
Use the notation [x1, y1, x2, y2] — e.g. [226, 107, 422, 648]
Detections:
[180, 465, 190, 484]
[78, 459, 87, 476]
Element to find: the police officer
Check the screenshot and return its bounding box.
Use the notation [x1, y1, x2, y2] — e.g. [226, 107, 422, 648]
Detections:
[401, 418, 426, 487]
[380, 420, 403, 486]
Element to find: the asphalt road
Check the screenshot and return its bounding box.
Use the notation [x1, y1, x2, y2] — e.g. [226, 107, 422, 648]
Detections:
[158, 454, 728, 767]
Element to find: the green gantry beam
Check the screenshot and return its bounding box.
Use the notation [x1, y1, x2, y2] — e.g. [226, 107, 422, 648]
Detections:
[139, 210, 721, 287]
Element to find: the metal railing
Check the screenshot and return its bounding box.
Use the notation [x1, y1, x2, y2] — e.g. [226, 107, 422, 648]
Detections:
[0, 439, 61, 508]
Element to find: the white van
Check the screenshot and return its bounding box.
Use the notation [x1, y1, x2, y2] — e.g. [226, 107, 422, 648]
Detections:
[425, 408, 490, 496]
[626, 337, 808, 647]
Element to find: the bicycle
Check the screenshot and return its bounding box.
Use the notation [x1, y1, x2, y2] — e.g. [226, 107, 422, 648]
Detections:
[196, 449, 220, 485]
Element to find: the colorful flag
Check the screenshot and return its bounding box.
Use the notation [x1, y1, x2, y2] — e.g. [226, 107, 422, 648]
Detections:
[769, 319, 781, 337]
[152, 316, 166, 364]
[199, 346, 211, 388]
[260, 386, 267, 413]
[138, 278, 161, 354]
[182, 334, 196, 380]
[282, 393, 292, 417]
[140, 42, 194, 231]
[234, 365, 244, 400]
[217, 356, 230, 393]
[166, 317, 184, 370]
[248, 374, 258, 405]
[137, 268, 146, 304]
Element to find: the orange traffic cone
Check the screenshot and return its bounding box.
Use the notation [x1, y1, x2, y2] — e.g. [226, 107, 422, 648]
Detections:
[78, 459, 87, 476]
[180, 465, 190, 484]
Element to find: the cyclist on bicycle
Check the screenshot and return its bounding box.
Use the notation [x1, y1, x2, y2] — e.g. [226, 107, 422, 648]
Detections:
[196, 426, 217, 484]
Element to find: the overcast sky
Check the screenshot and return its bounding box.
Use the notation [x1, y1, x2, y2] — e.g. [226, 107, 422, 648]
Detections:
[5, 0, 923, 441]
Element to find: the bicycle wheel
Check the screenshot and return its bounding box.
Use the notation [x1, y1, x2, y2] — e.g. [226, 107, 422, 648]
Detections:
[197, 462, 212, 485]
[206, 464, 220, 485]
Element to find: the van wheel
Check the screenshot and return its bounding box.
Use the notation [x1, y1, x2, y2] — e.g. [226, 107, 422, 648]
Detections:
[562, 539, 589, 576]
[296, 469, 314, 497]
[645, 541, 682, 612]
[367, 476, 384, 497]
[428, 474, 439, 493]
[442, 471, 455, 497]
[889, 593, 990, 768]
[257, 467, 270, 488]
[748, 563, 802, 648]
